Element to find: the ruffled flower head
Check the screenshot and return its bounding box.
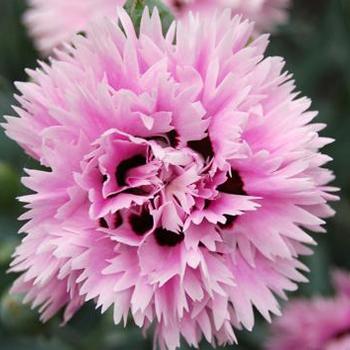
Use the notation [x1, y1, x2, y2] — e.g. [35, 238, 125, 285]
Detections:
[163, 0, 290, 32]
[4, 7, 336, 350]
[266, 271, 350, 350]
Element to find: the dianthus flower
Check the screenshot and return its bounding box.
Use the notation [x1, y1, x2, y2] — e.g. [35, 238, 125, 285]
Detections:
[24, 0, 290, 54]
[4, 8, 336, 350]
[267, 271, 350, 350]
[24, 0, 125, 54]
[163, 0, 290, 32]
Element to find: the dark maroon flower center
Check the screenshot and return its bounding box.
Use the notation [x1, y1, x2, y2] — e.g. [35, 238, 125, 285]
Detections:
[99, 135, 246, 243]
[99, 217, 108, 228]
[217, 169, 247, 229]
[188, 136, 214, 160]
[217, 170, 246, 195]
[166, 130, 179, 148]
[154, 227, 185, 247]
[116, 154, 147, 187]
[123, 187, 150, 196]
[114, 212, 124, 229]
[129, 208, 154, 236]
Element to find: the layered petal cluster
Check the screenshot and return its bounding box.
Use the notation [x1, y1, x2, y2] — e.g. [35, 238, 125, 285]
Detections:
[5, 8, 336, 350]
[24, 0, 126, 54]
[163, 0, 290, 32]
[266, 271, 350, 350]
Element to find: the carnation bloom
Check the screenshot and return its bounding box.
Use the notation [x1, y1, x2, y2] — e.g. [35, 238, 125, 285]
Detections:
[266, 271, 350, 350]
[4, 8, 336, 350]
[24, 0, 126, 54]
[333, 270, 350, 299]
[163, 0, 290, 32]
[24, 0, 290, 54]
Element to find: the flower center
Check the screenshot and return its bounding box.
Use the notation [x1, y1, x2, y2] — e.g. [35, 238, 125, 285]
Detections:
[99, 217, 108, 228]
[154, 227, 185, 247]
[166, 130, 179, 148]
[188, 136, 214, 161]
[115, 154, 147, 187]
[129, 208, 154, 236]
[92, 131, 247, 244]
[217, 169, 247, 229]
[217, 170, 246, 195]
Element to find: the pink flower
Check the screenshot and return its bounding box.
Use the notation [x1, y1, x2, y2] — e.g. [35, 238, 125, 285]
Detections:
[163, 0, 290, 32]
[4, 8, 336, 350]
[333, 269, 350, 299]
[24, 0, 126, 54]
[25, 0, 290, 54]
[266, 271, 350, 350]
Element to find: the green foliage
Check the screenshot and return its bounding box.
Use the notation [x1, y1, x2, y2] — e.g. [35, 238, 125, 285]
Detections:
[0, 0, 349, 349]
[124, 0, 174, 34]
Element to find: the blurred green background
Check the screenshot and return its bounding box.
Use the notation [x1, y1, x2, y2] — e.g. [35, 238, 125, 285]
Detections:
[0, 0, 349, 349]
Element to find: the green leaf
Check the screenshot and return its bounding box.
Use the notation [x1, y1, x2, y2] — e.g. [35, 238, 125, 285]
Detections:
[0, 239, 17, 266]
[0, 291, 41, 332]
[0, 162, 21, 209]
[123, 0, 174, 35]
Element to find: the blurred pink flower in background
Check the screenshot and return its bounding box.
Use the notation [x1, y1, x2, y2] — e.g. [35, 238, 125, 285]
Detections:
[5, 7, 336, 350]
[267, 271, 350, 350]
[24, 0, 125, 54]
[24, 0, 290, 54]
[163, 0, 290, 32]
[333, 269, 350, 299]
